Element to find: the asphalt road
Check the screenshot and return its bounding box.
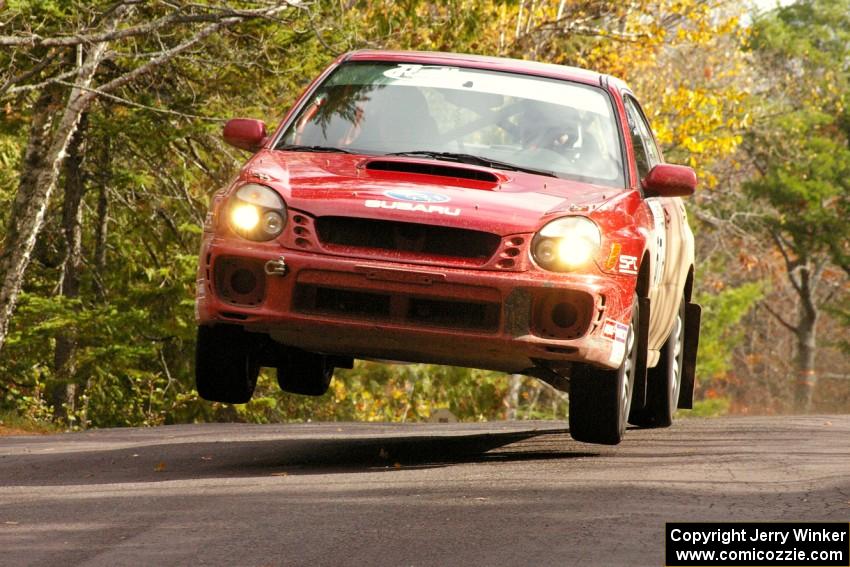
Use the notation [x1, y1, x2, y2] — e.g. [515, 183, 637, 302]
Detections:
[1, 416, 849, 567]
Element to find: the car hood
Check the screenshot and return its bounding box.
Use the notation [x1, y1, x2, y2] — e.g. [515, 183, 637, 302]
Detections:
[242, 150, 621, 235]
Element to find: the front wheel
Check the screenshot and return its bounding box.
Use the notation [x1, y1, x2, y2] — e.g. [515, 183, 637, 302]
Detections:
[195, 325, 261, 404]
[569, 296, 639, 445]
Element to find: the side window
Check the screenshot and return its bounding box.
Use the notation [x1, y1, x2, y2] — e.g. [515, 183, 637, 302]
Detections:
[623, 96, 661, 181]
[634, 100, 661, 168]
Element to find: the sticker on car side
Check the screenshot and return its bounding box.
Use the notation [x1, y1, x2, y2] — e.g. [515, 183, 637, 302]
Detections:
[618, 254, 638, 275]
[602, 318, 630, 364]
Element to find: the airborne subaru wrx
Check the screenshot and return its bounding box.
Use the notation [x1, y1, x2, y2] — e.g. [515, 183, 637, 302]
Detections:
[195, 50, 701, 445]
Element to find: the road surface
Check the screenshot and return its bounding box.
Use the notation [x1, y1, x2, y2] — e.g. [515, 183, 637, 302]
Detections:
[1, 416, 849, 566]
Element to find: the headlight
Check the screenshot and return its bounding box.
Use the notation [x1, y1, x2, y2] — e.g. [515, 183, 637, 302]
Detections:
[227, 183, 287, 241]
[231, 204, 260, 231]
[531, 216, 601, 271]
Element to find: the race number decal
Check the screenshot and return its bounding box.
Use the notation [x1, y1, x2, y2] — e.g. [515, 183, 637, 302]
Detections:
[647, 199, 666, 287]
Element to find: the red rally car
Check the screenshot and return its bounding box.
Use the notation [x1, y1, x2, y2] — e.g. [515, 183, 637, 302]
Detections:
[195, 50, 701, 445]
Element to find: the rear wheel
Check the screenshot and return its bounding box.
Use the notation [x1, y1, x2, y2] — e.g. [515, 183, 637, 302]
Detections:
[569, 296, 639, 445]
[631, 296, 685, 428]
[195, 325, 261, 404]
[276, 348, 334, 396]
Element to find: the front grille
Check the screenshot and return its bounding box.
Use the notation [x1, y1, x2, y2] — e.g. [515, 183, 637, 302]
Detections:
[408, 297, 498, 330]
[313, 287, 390, 318]
[294, 284, 500, 332]
[315, 217, 500, 262]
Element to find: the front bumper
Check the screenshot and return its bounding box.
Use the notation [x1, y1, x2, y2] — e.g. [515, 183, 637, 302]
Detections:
[196, 237, 635, 374]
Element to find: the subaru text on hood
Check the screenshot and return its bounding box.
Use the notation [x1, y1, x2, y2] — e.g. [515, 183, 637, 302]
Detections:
[194, 50, 701, 445]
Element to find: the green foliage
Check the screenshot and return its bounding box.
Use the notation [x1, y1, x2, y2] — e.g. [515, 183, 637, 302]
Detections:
[826, 300, 850, 356]
[695, 280, 764, 383]
[746, 0, 850, 265]
[173, 363, 566, 425]
[685, 397, 731, 418]
[744, 112, 850, 260]
[750, 0, 850, 73]
[0, 127, 24, 238]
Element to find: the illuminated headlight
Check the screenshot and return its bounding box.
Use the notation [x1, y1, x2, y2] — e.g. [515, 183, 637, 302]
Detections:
[231, 204, 260, 231]
[531, 216, 601, 271]
[227, 183, 287, 241]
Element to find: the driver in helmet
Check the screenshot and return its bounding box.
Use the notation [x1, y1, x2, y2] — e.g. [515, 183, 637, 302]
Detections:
[515, 99, 580, 153]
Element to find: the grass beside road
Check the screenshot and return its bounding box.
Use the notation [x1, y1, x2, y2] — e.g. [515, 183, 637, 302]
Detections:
[0, 410, 57, 436]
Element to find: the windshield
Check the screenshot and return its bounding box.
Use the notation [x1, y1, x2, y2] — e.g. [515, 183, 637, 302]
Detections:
[277, 62, 625, 188]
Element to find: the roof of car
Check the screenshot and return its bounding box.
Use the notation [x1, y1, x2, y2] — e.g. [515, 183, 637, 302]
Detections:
[345, 50, 618, 89]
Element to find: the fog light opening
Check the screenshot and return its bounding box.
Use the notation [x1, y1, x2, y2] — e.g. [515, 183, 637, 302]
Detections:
[230, 268, 258, 295]
[551, 302, 578, 328]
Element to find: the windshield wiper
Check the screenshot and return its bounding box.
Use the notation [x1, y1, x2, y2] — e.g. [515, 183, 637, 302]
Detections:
[386, 150, 558, 178]
[276, 144, 353, 154]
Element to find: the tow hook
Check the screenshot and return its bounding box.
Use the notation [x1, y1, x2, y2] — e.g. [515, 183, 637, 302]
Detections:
[264, 256, 288, 277]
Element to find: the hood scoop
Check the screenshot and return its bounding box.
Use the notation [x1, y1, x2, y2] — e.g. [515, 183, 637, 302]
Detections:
[364, 159, 500, 188]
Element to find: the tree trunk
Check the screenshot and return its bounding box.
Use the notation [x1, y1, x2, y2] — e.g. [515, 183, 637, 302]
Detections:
[793, 265, 819, 413]
[794, 323, 817, 412]
[52, 114, 87, 418]
[0, 32, 113, 354]
[95, 181, 108, 272]
[0, 85, 61, 342]
[93, 137, 110, 300]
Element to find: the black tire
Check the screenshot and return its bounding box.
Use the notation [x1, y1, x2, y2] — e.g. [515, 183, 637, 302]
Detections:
[195, 325, 261, 404]
[276, 348, 334, 396]
[631, 296, 685, 428]
[569, 296, 639, 445]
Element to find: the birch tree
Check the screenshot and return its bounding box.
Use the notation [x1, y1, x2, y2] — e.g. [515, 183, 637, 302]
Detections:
[0, 0, 304, 354]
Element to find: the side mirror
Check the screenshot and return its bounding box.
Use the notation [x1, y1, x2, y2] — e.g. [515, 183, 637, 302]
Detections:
[223, 118, 267, 152]
[642, 163, 697, 197]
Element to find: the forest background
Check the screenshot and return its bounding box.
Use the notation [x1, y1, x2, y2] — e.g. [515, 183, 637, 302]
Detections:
[0, 0, 848, 431]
